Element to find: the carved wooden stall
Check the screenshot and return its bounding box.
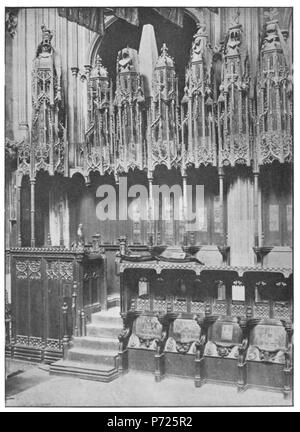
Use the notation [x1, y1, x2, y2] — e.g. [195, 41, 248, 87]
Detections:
[245, 318, 293, 397]
[200, 314, 247, 389]
[8, 241, 107, 363]
[116, 237, 292, 395]
[5, 7, 293, 393]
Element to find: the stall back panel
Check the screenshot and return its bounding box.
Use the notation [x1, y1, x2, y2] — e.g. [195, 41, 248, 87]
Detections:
[47, 279, 62, 341]
[15, 267, 29, 340]
[203, 357, 238, 383]
[29, 277, 44, 341]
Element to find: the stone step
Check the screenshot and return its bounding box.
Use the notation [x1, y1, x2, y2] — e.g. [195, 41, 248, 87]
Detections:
[50, 360, 119, 383]
[67, 347, 118, 366]
[91, 308, 122, 326]
[72, 336, 119, 352]
[91, 312, 123, 327]
[86, 322, 121, 339]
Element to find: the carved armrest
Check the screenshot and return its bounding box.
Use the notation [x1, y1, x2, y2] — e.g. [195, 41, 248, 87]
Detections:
[118, 326, 131, 351]
[195, 335, 206, 359]
[238, 338, 248, 364]
[284, 343, 293, 370]
[155, 330, 168, 355]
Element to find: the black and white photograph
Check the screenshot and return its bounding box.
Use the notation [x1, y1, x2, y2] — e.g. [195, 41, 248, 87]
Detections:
[3, 2, 295, 410]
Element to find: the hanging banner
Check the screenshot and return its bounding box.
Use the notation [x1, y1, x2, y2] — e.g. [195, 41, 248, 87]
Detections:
[113, 7, 139, 26]
[154, 8, 184, 27]
[58, 8, 105, 35]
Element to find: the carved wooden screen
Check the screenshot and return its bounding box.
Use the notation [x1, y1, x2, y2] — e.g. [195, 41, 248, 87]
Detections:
[11, 252, 76, 361]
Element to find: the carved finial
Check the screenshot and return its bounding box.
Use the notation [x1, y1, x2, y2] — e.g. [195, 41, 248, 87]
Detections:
[95, 54, 102, 68]
[161, 43, 168, 57]
[156, 43, 174, 69]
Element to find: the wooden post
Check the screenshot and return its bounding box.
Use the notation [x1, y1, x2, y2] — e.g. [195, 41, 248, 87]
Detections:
[154, 351, 165, 383]
[71, 67, 79, 166]
[218, 167, 225, 246]
[30, 178, 35, 247]
[59, 200, 64, 247]
[62, 301, 69, 360]
[80, 310, 86, 337]
[16, 180, 22, 247]
[72, 281, 78, 337]
[253, 167, 262, 247]
[182, 169, 187, 238]
[148, 172, 154, 242]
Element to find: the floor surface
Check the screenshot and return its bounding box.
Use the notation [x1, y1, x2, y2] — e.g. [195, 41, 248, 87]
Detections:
[5, 359, 292, 408]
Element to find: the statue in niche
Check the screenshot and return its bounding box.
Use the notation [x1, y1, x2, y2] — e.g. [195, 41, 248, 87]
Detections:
[117, 47, 136, 73]
[191, 22, 208, 63]
[114, 46, 145, 172]
[31, 25, 65, 175]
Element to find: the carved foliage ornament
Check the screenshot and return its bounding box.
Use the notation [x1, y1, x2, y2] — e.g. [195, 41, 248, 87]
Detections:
[16, 260, 41, 279]
[5, 8, 18, 38]
[46, 261, 73, 281]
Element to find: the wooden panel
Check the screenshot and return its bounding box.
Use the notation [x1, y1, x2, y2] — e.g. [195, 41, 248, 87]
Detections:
[165, 352, 195, 378]
[47, 279, 62, 340]
[203, 357, 238, 383]
[29, 278, 44, 338]
[128, 348, 155, 372]
[247, 362, 284, 389]
[16, 277, 29, 337]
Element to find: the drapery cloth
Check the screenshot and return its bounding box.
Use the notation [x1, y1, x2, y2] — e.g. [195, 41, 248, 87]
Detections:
[58, 7, 219, 34]
[154, 8, 184, 27]
[58, 8, 105, 34]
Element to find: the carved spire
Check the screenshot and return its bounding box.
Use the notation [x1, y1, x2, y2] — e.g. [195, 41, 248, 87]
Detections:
[150, 43, 179, 170]
[27, 25, 66, 178]
[82, 52, 113, 177]
[155, 43, 174, 69]
[90, 54, 108, 79]
[217, 10, 252, 167]
[182, 12, 216, 168]
[256, 7, 293, 165]
[115, 46, 145, 173]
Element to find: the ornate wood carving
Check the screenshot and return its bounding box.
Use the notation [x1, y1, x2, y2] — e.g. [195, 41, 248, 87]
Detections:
[5, 8, 18, 38]
[149, 44, 180, 170]
[17, 25, 67, 181]
[79, 56, 114, 179]
[182, 17, 217, 168]
[217, 9, 253, 167]
[46, 261, 73, 281]
[256, 10, 293, 165]
[115, 47, 145, 174]
[16, 259, 41, 279]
